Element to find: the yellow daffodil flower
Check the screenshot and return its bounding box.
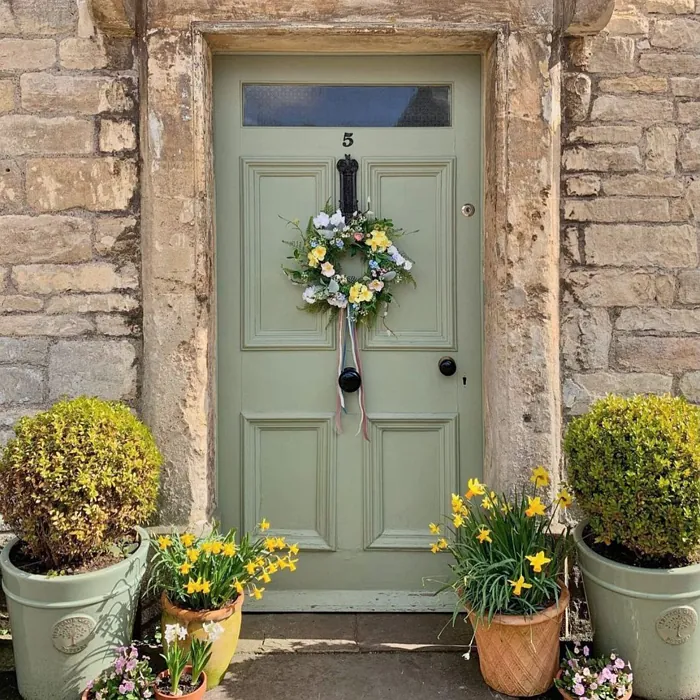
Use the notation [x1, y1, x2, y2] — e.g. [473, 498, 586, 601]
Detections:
[530, 466, 550, 488]
[429, 523, 441, 535]
[556, 489, 574, 508]
[267, 562, 279, 574]
[481, 493, 496, 511]
[259, 571, 272, 584]
[233, 579, 245, 595]
[186, 578, 198, 595]
[287, 557, 299, 572]
[180, 533, 195, 548]
[525, 496, 546, 518]
[500, 502, 513, 515]
[525, 550, 552, 573]
[179, 562, 192, 575]
[264, 537, 277, 551]
[211, 541, 223, 555]
[275, 537, 286, 549]
[430, 542, 440, 554]
[277, 557, 289, 570]
[465, 478, 486, 500]
[288, 543, 299, 556]
[223, 543, 236, 557]
[200, 579, 211, 594]
[245, 561, 257, 576]
[437, 538, 448, 550]
[349, 282, 373, 304]
[201, 542, 214, 555]
[451, 493, 464, 514]
[476, 527, 492, 544]
[259, 518, 271, 531]
[252, 586, 265, 600]
[453, 513, 465, 528]
[187, 548, 200, 563]
[509, 575, 533, 596]
[157, 536, 172, 550]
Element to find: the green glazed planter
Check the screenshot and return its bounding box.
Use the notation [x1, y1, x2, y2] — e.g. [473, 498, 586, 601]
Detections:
[0, 527, 150, 700]
[575, 523, 700, 700]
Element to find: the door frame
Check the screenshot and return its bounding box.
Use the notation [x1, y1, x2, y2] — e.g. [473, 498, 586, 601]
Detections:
[136, 17, 564, 529]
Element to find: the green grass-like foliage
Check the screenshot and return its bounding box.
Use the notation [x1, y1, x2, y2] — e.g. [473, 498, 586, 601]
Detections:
[0, 397, 162, 570]
[564, 394, 700, 561]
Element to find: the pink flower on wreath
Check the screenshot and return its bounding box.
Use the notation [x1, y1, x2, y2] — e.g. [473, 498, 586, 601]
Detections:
[354, 233, 363, 241]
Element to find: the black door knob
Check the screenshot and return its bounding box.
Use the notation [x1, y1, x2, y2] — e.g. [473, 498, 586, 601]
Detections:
[438, 357, 457, 376]
[338, 367, 362, 393]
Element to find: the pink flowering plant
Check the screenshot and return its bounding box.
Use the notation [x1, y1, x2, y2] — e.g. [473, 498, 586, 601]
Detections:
[556, 646, 633, 700]
[85, 645, 155, 699]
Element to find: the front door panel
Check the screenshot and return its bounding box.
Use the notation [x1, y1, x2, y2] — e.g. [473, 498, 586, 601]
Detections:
[214, 55, 482, 611]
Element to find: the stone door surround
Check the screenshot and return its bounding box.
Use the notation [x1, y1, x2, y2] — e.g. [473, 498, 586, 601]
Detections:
[91, 0, 614, 526]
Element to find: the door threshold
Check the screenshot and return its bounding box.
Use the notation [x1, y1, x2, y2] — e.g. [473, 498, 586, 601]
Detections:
[244, 590, 455, 613]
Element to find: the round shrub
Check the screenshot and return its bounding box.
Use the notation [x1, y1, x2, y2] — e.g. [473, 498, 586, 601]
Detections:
[564, 394, 700, 562]
[0, 397, 162, 569]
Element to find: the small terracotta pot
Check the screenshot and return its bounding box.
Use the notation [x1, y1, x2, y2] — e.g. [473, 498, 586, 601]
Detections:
[161, 592, 244, 688]
[154, 666, 206, 700]
[468, 585, 570, 697]
[555, 670, 633, 700]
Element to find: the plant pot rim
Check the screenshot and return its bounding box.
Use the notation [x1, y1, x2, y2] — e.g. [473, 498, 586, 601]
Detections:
[468, 583, 569, 627]
[156, 666, 206, 699]
[161, 590, 244, 622]
[574, 521, 700, 575]
[555, 669, 633, 700]
[0, 525, 150, 582]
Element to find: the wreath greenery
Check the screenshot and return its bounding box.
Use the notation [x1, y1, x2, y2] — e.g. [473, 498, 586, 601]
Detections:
[282, 206, 415, 327]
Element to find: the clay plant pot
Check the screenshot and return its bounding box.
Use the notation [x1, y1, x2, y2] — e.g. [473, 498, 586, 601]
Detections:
[555, 670, 632, 700]
[468, 585, 569, 697]
[154, 666, 206, 700]
[161, 592, 244, 688]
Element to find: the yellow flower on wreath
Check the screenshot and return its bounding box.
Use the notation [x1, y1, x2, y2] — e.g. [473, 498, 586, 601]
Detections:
[476, 527, 492, 544]
[556, 488, 574, 509]
[509, 575, 532, 597]
[157, 535, 172, 550]
[366, 229, 392, 253]
[180, 533, 195, 548]
[465, 478, 486, 501]
[530, 466, 550, 488]
[525, 496, 546, 518]
[349, 282, 373, 304]
[525, 550, 552, 573]
[307, 245, 327, 267]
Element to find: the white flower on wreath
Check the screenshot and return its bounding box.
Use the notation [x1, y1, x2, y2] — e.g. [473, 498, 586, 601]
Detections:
[328, 293, 348, 309]
[404, 260, 413, 271]
[313, 211, 330, 229]
[329, 210, 345, 228]
[321, 262, 335, 277]
[302, 285, 319, 304]
[368, 279, 384, 293]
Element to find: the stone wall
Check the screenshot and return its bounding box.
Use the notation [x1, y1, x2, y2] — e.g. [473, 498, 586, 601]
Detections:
[561, 0, 700, 416]
[0, 0, 139, 444]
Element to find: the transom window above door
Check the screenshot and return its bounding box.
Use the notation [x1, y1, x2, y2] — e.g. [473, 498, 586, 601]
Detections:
[242, 84, 451, 127]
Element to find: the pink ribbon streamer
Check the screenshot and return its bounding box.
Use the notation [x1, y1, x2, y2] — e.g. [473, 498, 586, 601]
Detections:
[335, 307, 345, 434]
[350, 320, 370, 441]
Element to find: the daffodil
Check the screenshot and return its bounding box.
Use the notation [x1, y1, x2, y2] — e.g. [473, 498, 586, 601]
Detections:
[481, 492, 497, 510]
[223, 542, 236, 557]
[264, 537, 277, 551]
[200, 579, 211, 594]
[267, 561, 279, 574]
[530, 466, 550, 488]
[275, 537, 286, 549]
[451, 493, 464, 514]
[233, 579, 245, 595]
[186, 578, 198, 595]
[556, 489, 574, 508]
[437, 538, 448, 550]
[525, 496, 546, 518]
[179, 562, 192, 575]
[187, 548, 200, 563]
[180, 533, 195, 548]
[288, 543, 299, 556]
[201, 541, 214, 555]
[245, 561, 257, 576]
[465, 478, 486, 500]
[157, 535, 172, 550]
[258, 571, 272, 584]
[429, 523, 441, 535]
[287, 557, 299, 572]
[277, 556, 289, 569]
[252, 586, 265, 600]
[259, 518, 271, 531]
[525, 550, 552, 573]
[430, 542, 440, 554]
[509, 575, 533, 596]
[476, 527, 492, 544]
[211, 541, 223, 555]
[453, 513, 465, 528]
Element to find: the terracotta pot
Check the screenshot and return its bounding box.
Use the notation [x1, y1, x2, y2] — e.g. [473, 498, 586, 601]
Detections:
[555, 670, 633, 700]
[161, 592, 244, 688]
[468, 585, 570, 697]
[154, 666, 206, 700]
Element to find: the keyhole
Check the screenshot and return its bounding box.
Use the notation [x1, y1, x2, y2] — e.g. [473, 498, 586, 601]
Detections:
[462, 376, 467, 386]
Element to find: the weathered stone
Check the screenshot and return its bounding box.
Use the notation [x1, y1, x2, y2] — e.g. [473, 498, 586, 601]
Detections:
[652, 18, 700, 49]
[567, 125, 642, 144]
[606, 6, 650, 34]
[602, 174, 685, 196]
[46, 293, 139, 314]
[0, 315, 93, 337]
[0, 338, 48, 364]
[12, 262, 138, 294]
[48, 340, 136, 400]
[646, 0, 695, 12]
[590, 95, 674, 123]
[679, 102, 700, 125]
[584, 223, 697, 266]
[564, 372, 673, 414]
[0, 39, 55, 71]
[670, 196, 693, 220]
[561, 306, 612, 370]
[672, 77, 700, 97]
[0, 116, 93, 156]
[680, 372, 700, 402]
[99, 119, 136, 152]
[0, 215, 92, 264]
[0, 295, 42, 312]
[678, 269, 700, 302]
[96, 313, 134, 335]
[0, 160, 22, 211]
[562, 227, 583, 264]
[94, 216, 138, 256]
[0, 407, 41, 428]
[9, 0, 77, 34]
[617, 307, 700, 332]
[640, 53, 700, 74]
[20, 74, 134, 115]
[26, 158, 137, 212]
[569, 35, 636, 73]
[566, 269, 674, 306]
[687, 179, 700, 219]
[642, 125, 679, 173]
[562, 145, 642, 171]
[563, 73, 592, 121]
[565, 174, 601, 196]
[0, 367, 43, 405]
[59, 37, 109, 69]
[0, 80, 14, 113]
[616, 336, 700, 372]
[599, 76, 668, 93]
[564, 197, 670, 222]
[680, 130, 700, 170]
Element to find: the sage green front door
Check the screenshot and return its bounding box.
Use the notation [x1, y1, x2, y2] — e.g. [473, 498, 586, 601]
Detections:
[214, 55, 482, 611]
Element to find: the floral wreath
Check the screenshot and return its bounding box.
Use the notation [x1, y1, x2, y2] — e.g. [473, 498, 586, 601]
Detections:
[282, 207, 415, 327]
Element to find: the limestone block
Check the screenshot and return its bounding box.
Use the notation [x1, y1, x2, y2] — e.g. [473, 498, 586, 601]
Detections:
[95, 313, 134, 335]
[0, 315, 93, 336]
[0, 115, 93, 156]
[564, 197, 670, 222]
[48, 340, 136, 400]
[46, 293, 139, 314]
[566, 269, 674, 306]
[565, 174, 601, 196]
[640, 53, 700, 73]
[0, 39, 55, 71]
[563, 73, 592, 121]
[607, 5, 650, 34]
[0, 80, 14, 113]
[12, 262, 138, 294]
[602, 174, 685, 196]
[672, 77, 700, 96]
[598, 76, 668, 94]
[562, 227, 584, 264]
[590, 95, 674, 123]
[679, 102, 700, 125]
[562, 145, 642, 171]
[651, 18, 700, 48]
[584, 223, 697, 266]
[642, 126, 679, 173]
[561, 306, 612, 370]
[0, 367, 43, 405]
[0, 160, 23, 211]
[617, 307, 700, 332]
[0, 215, 92, 264]
[0, 338, 48, 364]
[26, 158, 137, 212]
[616, 336, 700, 372]
[680, 130, 700, 170]
[99, 119, 136, 152]
[7, 0, 77, 34]
[678, 269, 700, 302]
[0, 296, 42, 312]
[59, 37, 131, 70]
[567, 125, 642, 144]
[569, 35, 636, 73]
[680, 372, 700, 402]
[20, 74, 134, 115]
[646, 0, 695, 11]
[687, 179, 700, 219]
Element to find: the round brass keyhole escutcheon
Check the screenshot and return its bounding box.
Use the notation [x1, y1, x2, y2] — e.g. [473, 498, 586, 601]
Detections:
[461, 203, 476, 218]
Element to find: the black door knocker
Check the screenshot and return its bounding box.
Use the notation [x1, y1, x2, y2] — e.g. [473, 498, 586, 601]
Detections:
[338, 367, 362, 393]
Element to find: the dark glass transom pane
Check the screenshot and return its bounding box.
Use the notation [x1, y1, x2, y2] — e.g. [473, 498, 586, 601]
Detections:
[243, 84, 451, 127]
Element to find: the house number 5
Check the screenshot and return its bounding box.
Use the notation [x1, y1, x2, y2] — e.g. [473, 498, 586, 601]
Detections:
[342, 132, 354, 147]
